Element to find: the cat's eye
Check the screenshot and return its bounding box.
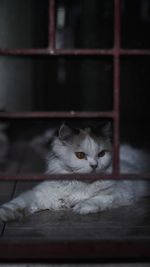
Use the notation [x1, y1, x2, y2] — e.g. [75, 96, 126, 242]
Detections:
[75, 152, 86, 159]
[98, 150, 107, 158]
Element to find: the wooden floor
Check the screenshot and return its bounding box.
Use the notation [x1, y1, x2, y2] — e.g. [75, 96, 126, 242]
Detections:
[0, 137, 150, 262]
[0, 180, 150, 261]
[1, 180, 150, 242]
[0, 182, 150, 262]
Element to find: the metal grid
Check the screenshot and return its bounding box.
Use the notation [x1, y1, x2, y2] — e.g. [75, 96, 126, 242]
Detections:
[0, 0, 150, 262]
[0, 0, 149, 183]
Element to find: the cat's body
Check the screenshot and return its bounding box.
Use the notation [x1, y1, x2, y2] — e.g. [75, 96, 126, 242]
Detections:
[0, 123, 149, 221]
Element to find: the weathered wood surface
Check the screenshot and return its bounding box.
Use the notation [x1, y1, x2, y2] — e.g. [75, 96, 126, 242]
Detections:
[2, 191, 150, 241]
[0, 179, 150, 260]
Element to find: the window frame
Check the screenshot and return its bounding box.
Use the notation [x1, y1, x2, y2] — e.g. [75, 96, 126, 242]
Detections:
[0, 0, 150, 261]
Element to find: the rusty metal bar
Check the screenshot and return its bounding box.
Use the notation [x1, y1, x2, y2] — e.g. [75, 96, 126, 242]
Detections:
[113, 55, 120, 174]
[48, 0, 55, 51]
[0, 48, 51, 56]
[0, 111, 115, 119]
[0, 48, 150, 56]
[0, 173, 150, 181]
[0, 48, 113, 56]
[120, 49, 150, 55]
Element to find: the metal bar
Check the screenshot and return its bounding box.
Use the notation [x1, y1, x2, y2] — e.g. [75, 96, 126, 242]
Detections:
[0, 173, 150, 181]
[113, 0, 121, 174]
[113, 56, 120, 174]
[0, 48, 52, 56]
[0, 48, 150, 56]
[0, 240, 150, 260]
[0, 48, 114, 56]
[48, 0, 55, 50]
[48, 48, 114, 56]
[0, 111, 115, 119]
[114, 0, 121, 52]
[120, 49, 150, 55]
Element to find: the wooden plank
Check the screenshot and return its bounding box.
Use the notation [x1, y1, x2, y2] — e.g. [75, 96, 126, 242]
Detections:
[1, 178, 150, 261]
[3, 197, 150, 241]
[0, 240, 150, 261]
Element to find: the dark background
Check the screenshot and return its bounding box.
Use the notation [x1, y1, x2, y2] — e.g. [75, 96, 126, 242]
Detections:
[0, 0, 150, 148]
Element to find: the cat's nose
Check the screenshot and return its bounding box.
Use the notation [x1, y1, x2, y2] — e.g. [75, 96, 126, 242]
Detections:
[90, 163, 98, 170]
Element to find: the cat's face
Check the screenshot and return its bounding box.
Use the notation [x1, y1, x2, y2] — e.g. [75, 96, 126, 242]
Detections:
[52, 123, 112, 174]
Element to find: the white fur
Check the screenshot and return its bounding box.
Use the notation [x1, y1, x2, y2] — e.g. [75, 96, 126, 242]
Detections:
[46, 128, 112, 174]
[0, 127, 149, 221]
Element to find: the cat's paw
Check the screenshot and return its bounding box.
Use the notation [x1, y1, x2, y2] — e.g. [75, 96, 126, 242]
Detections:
[0, 206, 24, 222]
[73, 201, 99, 215]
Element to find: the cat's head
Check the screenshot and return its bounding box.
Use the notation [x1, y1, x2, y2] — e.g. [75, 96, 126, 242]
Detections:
[51, 122, 112, 174]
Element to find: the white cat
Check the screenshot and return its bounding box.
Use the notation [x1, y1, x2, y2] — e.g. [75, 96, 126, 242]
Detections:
[0, 123, 149, 221]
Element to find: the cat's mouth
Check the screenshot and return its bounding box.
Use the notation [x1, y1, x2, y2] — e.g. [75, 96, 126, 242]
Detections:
[91, 169, 96, 174]
[72, 168, 95, 174]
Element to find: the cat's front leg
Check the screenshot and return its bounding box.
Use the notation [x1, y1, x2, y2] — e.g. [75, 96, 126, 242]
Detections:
[0, 190, 39, 222]
[73, 195, 114, 215]
[0, 201, 25, 221]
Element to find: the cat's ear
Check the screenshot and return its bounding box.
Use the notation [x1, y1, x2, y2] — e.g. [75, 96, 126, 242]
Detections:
[92, 121, 112, 139]
[101, 122, 112, 139]
[58, 123, 74, 141]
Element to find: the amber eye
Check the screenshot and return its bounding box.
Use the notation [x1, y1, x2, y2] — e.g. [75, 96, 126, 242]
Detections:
[98, 150, 107, 158]
[75, 152, 86, 159]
